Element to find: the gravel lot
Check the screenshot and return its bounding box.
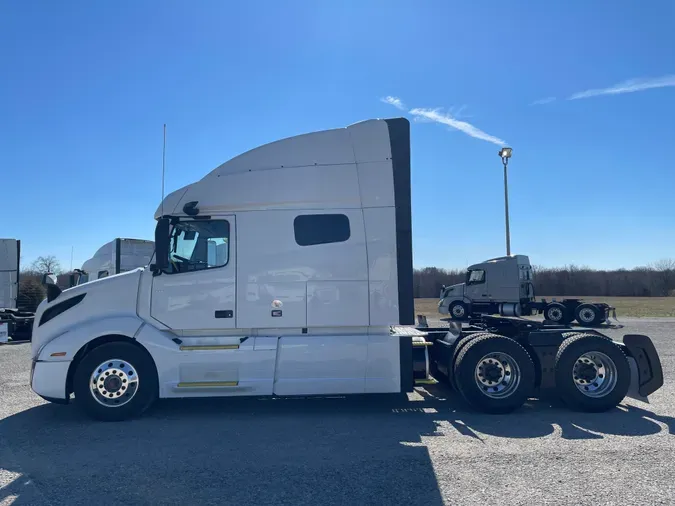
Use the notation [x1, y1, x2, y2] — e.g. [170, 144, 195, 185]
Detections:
[1, 319, 674, 506]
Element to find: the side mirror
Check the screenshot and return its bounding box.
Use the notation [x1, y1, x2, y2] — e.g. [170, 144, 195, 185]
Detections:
[152, 217, 171, 274]
[41, 273, 62, 302]
[41, 273, 57, 286]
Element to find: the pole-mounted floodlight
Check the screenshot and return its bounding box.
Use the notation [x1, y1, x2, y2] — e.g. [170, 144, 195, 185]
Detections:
[499, 147, 512, 163]
[498, 147, 513, 256]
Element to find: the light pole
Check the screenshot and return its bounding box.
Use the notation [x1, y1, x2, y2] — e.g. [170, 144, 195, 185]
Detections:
[498, 147, 513, 256]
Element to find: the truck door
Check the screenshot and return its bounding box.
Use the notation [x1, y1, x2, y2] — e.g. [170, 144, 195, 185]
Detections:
[151, 217, 236, 330]
[465, 268, 489, 301]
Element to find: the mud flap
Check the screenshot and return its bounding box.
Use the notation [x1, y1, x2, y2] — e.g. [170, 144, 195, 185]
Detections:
[626, 357, 649, 403]
[606, 308, 623, 327]
[622, 334, 664, 398]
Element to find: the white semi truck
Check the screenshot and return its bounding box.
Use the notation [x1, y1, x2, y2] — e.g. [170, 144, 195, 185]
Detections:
[73, 238, 154, 285]
[0, 239, 35, 342]
[438, 255, 615, 326]
[29, 118, 663, 421]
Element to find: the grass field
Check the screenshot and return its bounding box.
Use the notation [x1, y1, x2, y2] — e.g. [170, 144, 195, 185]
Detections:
[415, 296, 675, 319]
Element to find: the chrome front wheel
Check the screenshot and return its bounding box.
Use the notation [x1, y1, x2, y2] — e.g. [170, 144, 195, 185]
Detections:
[89, 359, 140, 407]
[74, 342, 158, 421]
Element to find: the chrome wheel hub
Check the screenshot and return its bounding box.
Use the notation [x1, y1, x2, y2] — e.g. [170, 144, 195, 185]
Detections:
[452, 305, 465, 317]
[547, 308, 563, 321]
[573, 351, 617, 398]
[475, 352, 521, 398]
[90, 359, 139, 407]
[578, 308, 596, 323]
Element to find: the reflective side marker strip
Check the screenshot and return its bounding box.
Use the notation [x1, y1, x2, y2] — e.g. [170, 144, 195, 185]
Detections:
[177, 381, 239, 387]
[179, 345, 239, 351]
[50, 352, 67, 357]
[414, 378, 438, 385]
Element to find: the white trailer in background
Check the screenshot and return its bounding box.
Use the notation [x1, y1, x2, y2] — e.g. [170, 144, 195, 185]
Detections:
[28, 118, 664, 421]
[0, 239, 19, 309]
[0, 239, 34, 342]
[75, 239, 154, 285]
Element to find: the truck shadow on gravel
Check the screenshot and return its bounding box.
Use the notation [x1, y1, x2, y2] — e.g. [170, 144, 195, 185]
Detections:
[417, 383, 675, 439]
[1, 384, 673, 506]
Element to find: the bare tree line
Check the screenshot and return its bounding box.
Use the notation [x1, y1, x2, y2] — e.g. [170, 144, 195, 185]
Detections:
[17, 256, 65, 312]
[16, 254, 675, 312]
[413, 259, 675, 299]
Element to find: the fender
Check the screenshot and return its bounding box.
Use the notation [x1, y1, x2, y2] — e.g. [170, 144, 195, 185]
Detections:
[36, 316, 145, 362]
[447, 298, 474, 309]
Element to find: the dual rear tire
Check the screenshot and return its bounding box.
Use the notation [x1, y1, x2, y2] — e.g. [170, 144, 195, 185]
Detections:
[544, 302, 606, 327]
[574, 304, 605, 327]
[450, 332, 630, 414]
[452, 334, 535, 414]
[554, 333, 630, 412]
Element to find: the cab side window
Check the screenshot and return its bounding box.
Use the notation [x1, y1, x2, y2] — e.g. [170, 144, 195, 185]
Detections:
[467, 269, 485, 285]
[98, 270, 109, 279]
[167, 220, 230, 274]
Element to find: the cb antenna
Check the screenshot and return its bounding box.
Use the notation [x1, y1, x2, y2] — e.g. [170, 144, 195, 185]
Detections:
[161, 124, 166, 216]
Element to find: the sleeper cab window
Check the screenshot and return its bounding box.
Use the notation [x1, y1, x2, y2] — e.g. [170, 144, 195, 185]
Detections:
[98, 270, 109, 279]
[294, 214, 350, 246]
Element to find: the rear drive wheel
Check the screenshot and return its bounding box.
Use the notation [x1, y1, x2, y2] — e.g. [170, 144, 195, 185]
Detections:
[554, 334, 630, 412]
[448, 301, 469, 320]
[574, 303, 602, 326]
[544, 303, 570, 324]
[73, 342, 158, 421]
[447, 332, 493, 390]
[454, 334, 535, 413]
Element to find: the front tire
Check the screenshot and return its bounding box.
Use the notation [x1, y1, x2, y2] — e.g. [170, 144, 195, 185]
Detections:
[554, 334, 630, 412]
[453, 334, 535, 414]
[448, 301, 469, 321]
[73, 341, 158, 421]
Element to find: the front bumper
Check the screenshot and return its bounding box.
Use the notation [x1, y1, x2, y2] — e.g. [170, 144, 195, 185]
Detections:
[31, 359, 70, 404]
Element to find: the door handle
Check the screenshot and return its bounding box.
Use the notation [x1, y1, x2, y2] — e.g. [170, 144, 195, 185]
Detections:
[215, 310, 233, 319]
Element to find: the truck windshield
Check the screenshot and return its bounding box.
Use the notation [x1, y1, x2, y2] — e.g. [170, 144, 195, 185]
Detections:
[167, 220, 230, 274]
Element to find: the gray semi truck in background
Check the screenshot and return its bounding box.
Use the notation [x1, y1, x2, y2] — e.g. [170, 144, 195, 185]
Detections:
[438, 255, 615, 326]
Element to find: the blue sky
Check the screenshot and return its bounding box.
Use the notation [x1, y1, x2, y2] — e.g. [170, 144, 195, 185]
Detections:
[2, 0, 674, 271]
